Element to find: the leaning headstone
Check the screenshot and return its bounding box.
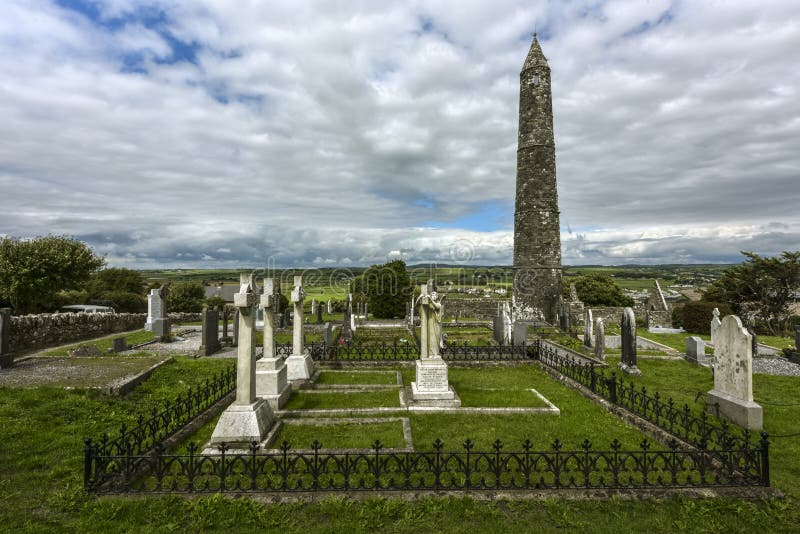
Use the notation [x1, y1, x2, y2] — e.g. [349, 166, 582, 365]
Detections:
[710, 308, 722, 345]
[583, 309, 593, 348]
[210, 273, 275, 444]
[256, 277, 291, 409]
[199, 306, 221, 356]
[0, 308, 12, 368]
[593, 318, 605, 360]
[145, 286, 170, 339]
[112, 337, 128, 353]
[685, 336, 707, 364]
[285, 275, 315, 381]
[411, 281, 459, 406]
[706, 315, 763, 430]
[618, 307, 641, 375]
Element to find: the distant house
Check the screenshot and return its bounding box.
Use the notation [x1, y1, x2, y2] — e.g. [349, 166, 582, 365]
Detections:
[204, 285, 238, 302]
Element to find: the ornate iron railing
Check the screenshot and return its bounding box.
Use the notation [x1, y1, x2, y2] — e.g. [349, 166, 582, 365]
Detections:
[84, 436, 768, 494]
[275, 341, 531, 361]
[533, 340, 768, 470]
[84, 367, 235, 461]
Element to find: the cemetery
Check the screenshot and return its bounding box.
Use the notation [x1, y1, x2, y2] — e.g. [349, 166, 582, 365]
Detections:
[2, 11, 800, 533]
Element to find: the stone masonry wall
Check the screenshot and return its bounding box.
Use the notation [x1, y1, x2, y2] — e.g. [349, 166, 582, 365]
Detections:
[9, 311, 204, 352]
[444, 299, 509, 321]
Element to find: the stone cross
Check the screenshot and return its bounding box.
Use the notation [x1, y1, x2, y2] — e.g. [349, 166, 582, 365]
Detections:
[291, 275, 305, 357]
[710, 308, 722, 345]
[707, 315, 762, 430]
[593, 318, 605, 360]
[583, 309, 593, 348]
[260, 278, 276, 359]
[234, 273, 257, 405]
[0, 308, 10, 361]
[145, 286, 170, 338]
[619, 307, 641, 375]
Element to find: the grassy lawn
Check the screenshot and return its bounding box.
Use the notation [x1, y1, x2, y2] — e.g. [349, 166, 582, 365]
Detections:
[283, 390, 401, 410]
[42, 329, 156, 356]
[316, 370, 398, 385]
[2, 356, 799, 531]
[274, 420, 407, 449]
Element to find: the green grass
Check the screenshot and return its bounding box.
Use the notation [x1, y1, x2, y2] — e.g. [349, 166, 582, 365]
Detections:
[283, 390, 400, 410]
[273, 421, 406, 449]
[758, 335, 795, 349]
[316, 370, 398, 385]
[641, 332, 706, 353]
[42, 329, 156, 356]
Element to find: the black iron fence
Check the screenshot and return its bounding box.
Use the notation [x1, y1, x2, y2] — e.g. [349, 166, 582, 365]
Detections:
[83, 340, 770, 494]
[276, 341, 531, 361]
[86, 435, 767, 494]
[534, 340, 769, 480]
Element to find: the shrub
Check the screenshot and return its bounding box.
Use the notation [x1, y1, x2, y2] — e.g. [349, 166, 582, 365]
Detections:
[681, 301, 733, 334]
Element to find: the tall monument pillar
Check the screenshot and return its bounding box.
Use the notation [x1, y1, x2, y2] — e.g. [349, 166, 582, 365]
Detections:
[512, 34, 563, 325]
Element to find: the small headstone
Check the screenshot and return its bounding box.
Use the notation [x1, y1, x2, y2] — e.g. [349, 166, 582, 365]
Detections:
[0, 307, 11, 368]
[199, 307, 221, 356]
[324, 322, 333, 346]
[112, 337, 128, 353]
[512, 322, 527, 346]
[232, 309, 240, 348]
[327, 299, 332, 314]
[593, 318, 604, 360]
[618, 307, 641, 375]
[316, 304, 323, 324]
[685, 336, 706, 364]
[311, 299, 317, 315]
[710, 308, 722, 345]
[707, 315, 763, 430]
[583, 309, 593, 348]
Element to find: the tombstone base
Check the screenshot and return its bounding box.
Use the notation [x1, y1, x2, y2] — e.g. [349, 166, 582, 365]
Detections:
[617, 362, 642, 376]
[151, 319, 171, 340]
[286, 353, 315, 381]
[410, 359, 459, 406]
[707, 389, 763, 431]
[256, 359, 291, 410]
[209, 399, 274, 444]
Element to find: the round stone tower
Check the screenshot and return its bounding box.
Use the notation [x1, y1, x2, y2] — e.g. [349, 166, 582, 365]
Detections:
[512, 34, 563, 324]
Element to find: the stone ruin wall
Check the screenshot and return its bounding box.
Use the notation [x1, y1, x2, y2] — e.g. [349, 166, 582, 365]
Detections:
[444, 299, 509, 321]
[9, 311, 203, 352]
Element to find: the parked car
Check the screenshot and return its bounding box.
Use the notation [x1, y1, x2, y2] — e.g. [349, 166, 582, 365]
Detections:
[60, 304, 116, 314]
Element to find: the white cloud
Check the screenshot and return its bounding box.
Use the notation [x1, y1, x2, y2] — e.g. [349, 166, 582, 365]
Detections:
[0, 0, 798, 268]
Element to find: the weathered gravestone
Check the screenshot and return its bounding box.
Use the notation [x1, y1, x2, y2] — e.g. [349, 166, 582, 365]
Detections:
[327, 299, 332, 314]
[513, 322, 528, 346]
[199, 306, 221, 356]
[710, 308, 722, 345]
[112, 337, 128, 353]
[685, 336, 707, 365]
[286, 275, 315, 381]
[618, 307, 641, 376]
[316, 303, 323, 324]
[256, 277, 291, 409]
[410, 281, 459, 407]
[364, 303, 369, 319]
[323, 322, 333, 347]
[310, 299, 317, 316]
[594, 318, 605, 360]
[0, 308, 12, 368]
[145, 286, 170, 339]
[706, 315, 763, 430]
[210, 273, 275, 444]
[583, 309, 593, 348]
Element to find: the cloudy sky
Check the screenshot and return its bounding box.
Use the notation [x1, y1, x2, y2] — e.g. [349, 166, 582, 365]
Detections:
[1, 0, 798, 269]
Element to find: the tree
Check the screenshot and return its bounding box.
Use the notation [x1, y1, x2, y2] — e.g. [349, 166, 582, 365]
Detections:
[352, 260, 412, 319]
[167, 282, 206, 313]
[568, 273, 634, 307]
[702, 251, 800, 335]
[86, 267, 146, 312]
[0, 235, 105, 314]
[677, 301, 733, 334]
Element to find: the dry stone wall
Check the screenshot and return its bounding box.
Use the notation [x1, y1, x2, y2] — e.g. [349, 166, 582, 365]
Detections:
[8, 311, 203, 352]
[444, 299, 507, 321]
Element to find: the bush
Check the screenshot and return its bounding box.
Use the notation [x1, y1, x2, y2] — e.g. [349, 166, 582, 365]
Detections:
[205, 296, 226, 310]
[167, 282, 205, 313]
[681, 301, 733, 334]
[99, 290, 146, 313]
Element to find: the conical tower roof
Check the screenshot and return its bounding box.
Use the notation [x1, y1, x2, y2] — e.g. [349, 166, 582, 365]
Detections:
[522, 33, 549, 71]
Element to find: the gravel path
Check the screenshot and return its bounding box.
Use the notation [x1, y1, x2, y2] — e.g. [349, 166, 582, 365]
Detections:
[753, 357, 800, 376]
